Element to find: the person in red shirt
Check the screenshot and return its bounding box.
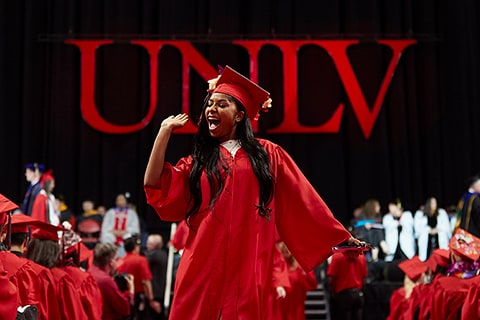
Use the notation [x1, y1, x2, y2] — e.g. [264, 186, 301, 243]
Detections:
[116, 235, 161, 318]
[327, 251, 368, 320]
[88, 242, 134, 320]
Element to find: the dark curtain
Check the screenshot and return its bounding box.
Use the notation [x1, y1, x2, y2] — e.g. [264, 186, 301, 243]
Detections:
[1, 0, 479, 235]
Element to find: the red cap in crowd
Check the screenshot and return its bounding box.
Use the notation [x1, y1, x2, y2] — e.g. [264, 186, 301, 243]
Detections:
[449, 228, 480, 262]
[398, 256, 428, 282]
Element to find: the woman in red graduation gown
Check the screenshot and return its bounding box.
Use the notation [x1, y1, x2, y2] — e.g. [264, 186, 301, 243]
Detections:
[27, 223, 88, 320]
[144, 66, 359, 319]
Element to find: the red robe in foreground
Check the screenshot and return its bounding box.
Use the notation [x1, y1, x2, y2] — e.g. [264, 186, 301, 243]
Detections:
[0, 251, 39, 309]
[145, 139, 351, 319]
[0, 258, 18, 320]
[26, 260, 62, 320]
[51, 267, 88, 320]
[62, 265, 103, 320]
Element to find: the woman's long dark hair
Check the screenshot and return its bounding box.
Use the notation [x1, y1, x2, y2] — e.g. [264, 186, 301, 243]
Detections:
[26, 238, 60, 269]
[187, 94, 274, 221]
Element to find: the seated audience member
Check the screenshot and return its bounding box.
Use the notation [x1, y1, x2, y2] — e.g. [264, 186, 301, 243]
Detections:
[56, 194, 76, 230]
[89, 242, 134, 320]
[386, 256, 428, 320]
[0, 194, 37, 318]
[77, 199, 103, 226]
[61, 229, 103, 320]
[26, 221, 88, 320]
[429, 228, 480, 319]
[9, 213, 62, 319]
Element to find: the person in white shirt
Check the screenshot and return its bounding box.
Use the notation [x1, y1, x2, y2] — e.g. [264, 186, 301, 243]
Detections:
[414, 197, 451, 261]
[382, 200, 416, 262]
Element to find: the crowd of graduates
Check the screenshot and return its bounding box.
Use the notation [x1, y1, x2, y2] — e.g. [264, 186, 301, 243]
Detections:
[346, 173, 480, 320]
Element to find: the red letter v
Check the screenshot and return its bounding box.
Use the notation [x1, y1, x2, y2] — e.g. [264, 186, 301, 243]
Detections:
[324, 40, 416, 138]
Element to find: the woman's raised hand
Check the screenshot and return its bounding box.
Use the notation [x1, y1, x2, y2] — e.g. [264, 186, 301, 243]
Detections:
[161, 113, 189, 131]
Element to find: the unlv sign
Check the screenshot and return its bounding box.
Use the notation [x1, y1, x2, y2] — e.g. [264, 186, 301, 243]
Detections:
[65, 39, 416, 138]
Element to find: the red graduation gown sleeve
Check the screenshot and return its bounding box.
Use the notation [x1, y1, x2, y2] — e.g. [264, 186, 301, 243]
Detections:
[144, 158, 192, 222]
[267, 142, 351, 271]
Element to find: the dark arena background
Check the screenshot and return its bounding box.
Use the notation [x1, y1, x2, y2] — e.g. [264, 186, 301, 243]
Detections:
[1, 1, 479, 242]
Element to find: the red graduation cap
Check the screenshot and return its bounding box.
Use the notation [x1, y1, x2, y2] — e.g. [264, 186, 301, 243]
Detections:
[425, 248, 451, 271]
[209, 65, 271, 121]
[0, 194, 19, 213]
[449, 228, 480, 262]
[398, 256, 428, 282]
[10, 213, 41, 234]
[0, 194, 19, 226]
[40, 169, 54, 183]
[30, 221, 64, 242]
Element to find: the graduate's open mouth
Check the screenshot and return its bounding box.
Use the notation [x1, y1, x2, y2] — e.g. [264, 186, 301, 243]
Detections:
[207, 118, 220, 130]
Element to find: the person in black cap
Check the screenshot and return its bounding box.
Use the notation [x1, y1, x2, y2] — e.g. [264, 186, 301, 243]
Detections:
[22, 162, 45, 216]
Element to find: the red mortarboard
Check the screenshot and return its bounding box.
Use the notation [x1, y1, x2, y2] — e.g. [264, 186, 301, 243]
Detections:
[425, 248, 451, 271]
[10, 213, 41, 234]
[40, 169, 54, 183]
[0, 194, 19, 213]
[398, 256, 428, 282]
[449, 228, 480, 262]
[0, 194, 19, 226]
[30, 221, 64, 242]
[209, 66, 271, 121]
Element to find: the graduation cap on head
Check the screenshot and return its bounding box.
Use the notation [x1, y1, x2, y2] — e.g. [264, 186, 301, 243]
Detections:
[40, 169, 54, 183]
[24, 163, 45, 173]
[0, 194, 19, 226]
[208, 65, 272, 122]
[425, 248, 451, 271]
[0, 194, 19, 214]
[10, 213, 41, 234]
[398, 256, 428, 282]
[449, 228, 480, 262]
[30, 221, 64, 242]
